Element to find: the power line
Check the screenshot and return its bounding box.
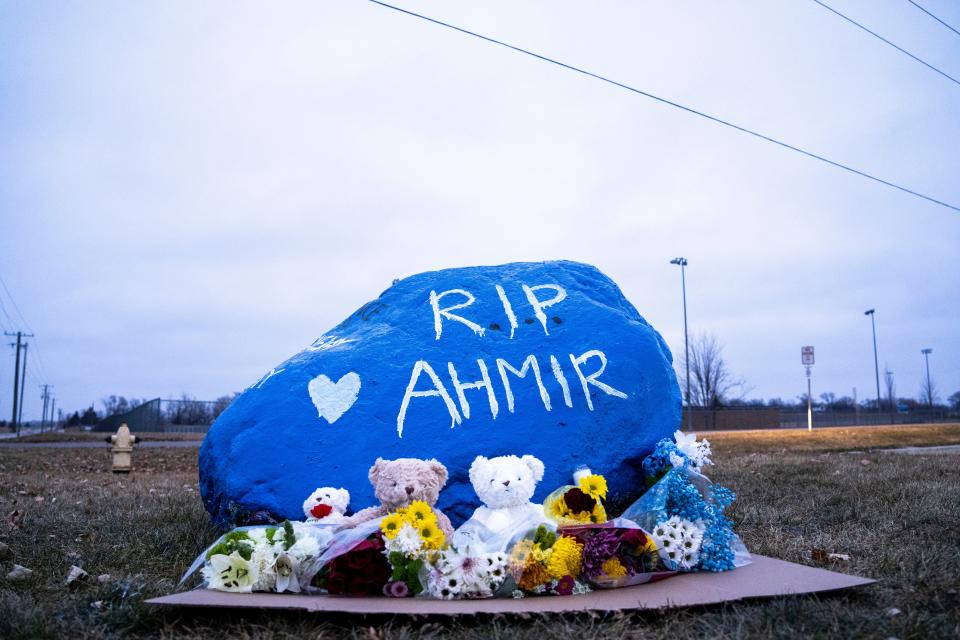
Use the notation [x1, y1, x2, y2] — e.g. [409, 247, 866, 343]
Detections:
[0, 276, 33, 333]
[906, 0, 960, 38]
[0, 293, 15, 332]
[811, 0, 960, 88]
[0, 275, 51, 385]
[367, 0, 960, 213]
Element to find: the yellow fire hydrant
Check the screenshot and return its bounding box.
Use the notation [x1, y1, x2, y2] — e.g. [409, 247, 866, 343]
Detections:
[108, 424, 138, 473]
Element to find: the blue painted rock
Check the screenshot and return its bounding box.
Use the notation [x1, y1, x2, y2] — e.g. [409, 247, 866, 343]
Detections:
[199, 260, 681, 526]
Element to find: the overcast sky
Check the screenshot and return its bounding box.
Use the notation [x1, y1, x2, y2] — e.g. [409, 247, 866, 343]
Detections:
[2, 0, 958, 420]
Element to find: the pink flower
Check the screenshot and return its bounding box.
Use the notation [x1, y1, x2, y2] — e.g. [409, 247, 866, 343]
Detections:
[388, 581, 410, 598]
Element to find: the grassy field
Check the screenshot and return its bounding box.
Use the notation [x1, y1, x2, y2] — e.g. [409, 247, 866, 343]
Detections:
[8, 430, 204, 443]
[0, 425, 958, 639]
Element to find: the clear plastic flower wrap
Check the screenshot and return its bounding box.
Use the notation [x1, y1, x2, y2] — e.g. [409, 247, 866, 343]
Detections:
[500, 521, 595, 596]
[180, 521, 339, 593]
[621, 464, 751, 572]
[416, 543, 510, 599]
[307, 518, 392, 595]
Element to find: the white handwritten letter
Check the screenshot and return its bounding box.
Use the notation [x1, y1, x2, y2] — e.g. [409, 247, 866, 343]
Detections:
[397, 360, 462, 438]
[496, 355, 552, 413]
[522, 284, 567, 336]
[430, 289, 485, 340]
[448, 360, 499, 420]
[569, 350, 628, 410]
[549, 355, 573, 408]
[495, 284, 519, 339]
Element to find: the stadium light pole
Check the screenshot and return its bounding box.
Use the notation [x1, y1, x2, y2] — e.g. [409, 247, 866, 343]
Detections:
[921, 348, 933, 408]
[670, 257, 690, 427]
[864, 309, 881, 419]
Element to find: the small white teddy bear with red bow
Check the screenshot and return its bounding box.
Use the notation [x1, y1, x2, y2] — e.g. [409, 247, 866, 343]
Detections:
[302, 487, 350, 524]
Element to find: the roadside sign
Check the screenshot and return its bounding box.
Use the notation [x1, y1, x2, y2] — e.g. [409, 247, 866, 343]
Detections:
[801, 346, 815, 365]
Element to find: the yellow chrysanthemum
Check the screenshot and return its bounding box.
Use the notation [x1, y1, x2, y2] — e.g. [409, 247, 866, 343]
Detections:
[530, 545, 549, 565]
[417, 520, 446, 550]
[546, 535, 583, 579]
[579, 474, 608, 500]
[380, 513, 405, 540]
[518, 562, 551, 591]
[406, 500, 435, 524]
[601, 557, 627, 578]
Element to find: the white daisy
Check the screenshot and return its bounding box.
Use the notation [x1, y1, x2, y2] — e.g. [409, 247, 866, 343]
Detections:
[674, 430, 713, 468]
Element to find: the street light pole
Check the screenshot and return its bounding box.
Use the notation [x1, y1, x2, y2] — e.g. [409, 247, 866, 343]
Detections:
[670, 258, 690, 428]
[864, 309, 881, 419]
[921, 348, 933, 408]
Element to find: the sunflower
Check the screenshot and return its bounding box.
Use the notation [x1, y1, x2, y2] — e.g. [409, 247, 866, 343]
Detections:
[545, 535, 583, 579]
[601, 557, 627, 578]
[579, 474, 608, 500]
[545, 495, 572, 521]
[380, 512, 406, 540]
[589, 502, 608, 524]
[417, 520, 446, 550]
[405, 500, 435, 524]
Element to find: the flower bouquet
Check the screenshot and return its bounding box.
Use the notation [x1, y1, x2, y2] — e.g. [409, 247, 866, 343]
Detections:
[197, 521, 324, 593]
[543, 470, 609, 526]
[421, 545, 509, 599]
[559, 523, 674, 588]
[506, 524, 591, 597]
[622, 431, 751, 572]
[377, 500, 446, 597]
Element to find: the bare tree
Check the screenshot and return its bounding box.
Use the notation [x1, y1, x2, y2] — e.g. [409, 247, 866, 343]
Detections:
[918, 376, 939, 407]
[212, 393, 239, 420]
[679, 332, 749, 408]
[884, 367, 896, 411]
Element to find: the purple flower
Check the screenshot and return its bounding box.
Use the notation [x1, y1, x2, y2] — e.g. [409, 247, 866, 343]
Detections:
[555, 575, 575, 596]
[582, 530, 620, 578]
[388, 580, 410, 598]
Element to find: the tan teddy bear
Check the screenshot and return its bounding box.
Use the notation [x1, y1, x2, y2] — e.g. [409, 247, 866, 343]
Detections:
[342, 457, 454, 538]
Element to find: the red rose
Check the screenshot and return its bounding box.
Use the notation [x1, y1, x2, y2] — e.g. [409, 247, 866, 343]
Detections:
[621, 528, 647, 548]
[563, 488, 597, 514]
[324, 534, 391, 595]
[310, 503, 333, 519]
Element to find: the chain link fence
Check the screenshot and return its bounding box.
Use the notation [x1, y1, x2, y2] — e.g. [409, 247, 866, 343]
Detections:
[94, 397, 232, 433]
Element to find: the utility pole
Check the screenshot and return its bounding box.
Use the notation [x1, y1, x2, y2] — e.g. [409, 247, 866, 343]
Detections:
[670, 257, 690, 428]
[40, 384, 51, 432]
[864, 310, 881, 420]
[50, 397, 56, 430]
[921, 348, 933, 409]
[5, 332, 23, 432]
[5, 332, 34, 437]
[18, 342, 28, 436]
[853, 387, 858, 426]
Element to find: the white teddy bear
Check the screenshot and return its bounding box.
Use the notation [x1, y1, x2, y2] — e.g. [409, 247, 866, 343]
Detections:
[302, 487, 350, 524]
[455, 454, 546, 548]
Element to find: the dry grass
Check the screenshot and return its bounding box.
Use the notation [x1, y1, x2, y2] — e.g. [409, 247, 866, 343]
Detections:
[702, 423, 960, 454]
[0, 426, 958, 639]
[10, 431, 204, 443]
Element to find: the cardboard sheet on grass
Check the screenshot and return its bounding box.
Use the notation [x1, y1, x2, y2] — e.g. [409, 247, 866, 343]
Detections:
[148, 555, 873, 614]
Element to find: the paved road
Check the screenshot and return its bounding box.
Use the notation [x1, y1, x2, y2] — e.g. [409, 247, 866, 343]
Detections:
[0, 440, 201, 449]
[881, 444, 960, 455]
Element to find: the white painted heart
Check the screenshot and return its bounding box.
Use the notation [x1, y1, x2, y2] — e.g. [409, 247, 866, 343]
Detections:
[308, 372, 361, 424]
